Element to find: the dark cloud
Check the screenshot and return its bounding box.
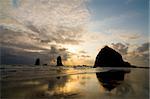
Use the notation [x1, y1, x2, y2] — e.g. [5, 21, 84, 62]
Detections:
[49, 46, 70, 64]
[1, 46, 40, 65]
[81, 55, 90, 58]
[37, 26, 84, 45]
[0, 26, 46, 51]
[111, 43, 129, 55]
[40, 38, 81, 45]
[111, 42, 149, 67]
[0, 26, 75, 65]
[0, 44, 70, 65]
[59, 48, 68, 52]
[79, 50, 87, 54]
[136, 42, 149, 52]
[134, 42, 149, 61]
[26, 23, 41, 34]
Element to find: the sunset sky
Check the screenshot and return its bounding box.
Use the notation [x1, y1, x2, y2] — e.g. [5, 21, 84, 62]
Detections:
[0, 0, 149, 66]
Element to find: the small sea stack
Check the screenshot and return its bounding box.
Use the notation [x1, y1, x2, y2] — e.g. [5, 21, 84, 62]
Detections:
[56, 56, 63, 66]
[93, 46, 131, 68]
[35, 58, 40, 65]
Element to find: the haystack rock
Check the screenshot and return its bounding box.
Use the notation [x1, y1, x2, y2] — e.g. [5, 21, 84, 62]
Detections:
[35, 58, 40, 65]
[93, 46, 131, 68]
[56, 56, 63, 66]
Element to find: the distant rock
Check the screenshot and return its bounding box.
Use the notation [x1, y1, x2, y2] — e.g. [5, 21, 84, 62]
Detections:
[56, 56, 63, 66]
[93, 46, 131, 68]
[35, 58, 40, 65]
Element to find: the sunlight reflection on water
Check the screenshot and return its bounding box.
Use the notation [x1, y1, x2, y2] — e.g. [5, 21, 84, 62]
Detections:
[1, 67, 149, 99]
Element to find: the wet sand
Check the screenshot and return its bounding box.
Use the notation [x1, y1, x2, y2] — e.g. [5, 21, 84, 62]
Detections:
[0, 65, 149, 99]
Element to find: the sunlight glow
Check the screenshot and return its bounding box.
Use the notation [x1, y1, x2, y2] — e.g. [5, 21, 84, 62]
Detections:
[64, 45, 79, 53]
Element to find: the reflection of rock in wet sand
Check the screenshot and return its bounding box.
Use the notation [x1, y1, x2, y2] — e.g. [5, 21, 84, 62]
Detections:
[32, 74, 82, 99]
[48, 76, 68, 90]
[96, 69, 130, 91]
[25, 76, 70, 99]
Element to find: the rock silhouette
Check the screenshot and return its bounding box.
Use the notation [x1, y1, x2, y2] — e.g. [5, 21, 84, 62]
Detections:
[94, 46, 131, 68]
[96, 69, 130, 91]
[56, 56, 63, 66]
[35, 58, 40, 65]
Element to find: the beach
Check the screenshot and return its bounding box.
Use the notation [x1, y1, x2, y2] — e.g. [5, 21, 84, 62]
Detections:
[1, 65, 149, 99]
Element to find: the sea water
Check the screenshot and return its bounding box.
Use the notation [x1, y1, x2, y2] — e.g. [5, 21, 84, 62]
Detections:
[0, 65, 149, 99]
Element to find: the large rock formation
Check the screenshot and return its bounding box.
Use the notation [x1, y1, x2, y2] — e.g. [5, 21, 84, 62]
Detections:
[56, 56, 63, 66]
[94, 46, 131, 68]
[35, 58, 40, 65]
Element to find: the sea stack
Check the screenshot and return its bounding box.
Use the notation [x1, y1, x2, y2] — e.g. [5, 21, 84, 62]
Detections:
[93, 46, 131, 68]
[56, 56, 63, 66]
[35, 58, 40, 65]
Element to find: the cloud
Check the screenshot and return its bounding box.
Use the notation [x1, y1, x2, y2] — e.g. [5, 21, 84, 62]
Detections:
[119, 33, 141, 40]
[2, 0, 89, 45]
[48, 45, 70, 65]
[0, 44, 70, 65]
[79, 50, 87, 54]
[0, 0, 89, 48]
[111, 43, 129, 55]
[78, 50, 90, 58]
[136, 42, 149, 52]
[0, 25, 48, 51]
[111, 42, 149, 67]
[0, 46, 44, 65]
[0, 0, 90, 65]
[81, 55, 90, 58]
[107, 29, 145, 41]
[133, 42, 149, 62]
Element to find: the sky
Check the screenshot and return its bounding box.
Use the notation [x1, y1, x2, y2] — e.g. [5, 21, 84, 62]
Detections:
[0, 0, 149, 66]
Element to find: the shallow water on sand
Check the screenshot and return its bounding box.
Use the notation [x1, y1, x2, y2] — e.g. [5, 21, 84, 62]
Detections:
[0, 66, 149, 99]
